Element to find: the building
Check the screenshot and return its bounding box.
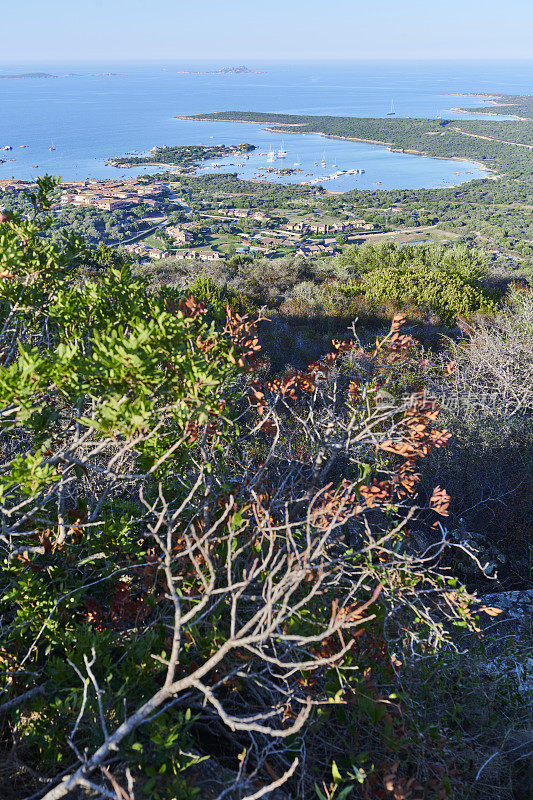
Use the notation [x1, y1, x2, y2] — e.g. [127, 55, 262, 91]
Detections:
[166, 226, 193, 245]
[59, 178, 172, 212]
[177, 250, 223, 262]
[0, 179, 32, 193]
[282, 219, 375, 235]
[297, 244, 336, 257]
[307, 223, 329, 235]
[254, 236, 280, 247]
[253, 212, 271, 224]
[123, 244, 172, 260]
[347, 220, 375, 230]
[283, 221, 308, 233]
[218, 208, 251, 219]
[94, 199, 134, 212]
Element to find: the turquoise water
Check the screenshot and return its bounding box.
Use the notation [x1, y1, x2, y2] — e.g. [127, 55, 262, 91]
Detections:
[0, 60, 531, 189]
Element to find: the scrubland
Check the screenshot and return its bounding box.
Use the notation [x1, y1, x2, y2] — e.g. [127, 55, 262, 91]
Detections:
[0, 179, 531, 800]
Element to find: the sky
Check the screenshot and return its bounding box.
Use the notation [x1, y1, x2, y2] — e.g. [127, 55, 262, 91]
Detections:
[1, 0, 532, 62]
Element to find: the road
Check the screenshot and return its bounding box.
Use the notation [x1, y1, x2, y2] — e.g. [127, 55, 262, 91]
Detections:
[450, 126, 533, 150]
[111, 216, 168, 247]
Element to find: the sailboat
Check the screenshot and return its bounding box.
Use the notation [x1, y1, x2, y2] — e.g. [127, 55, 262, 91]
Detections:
[386, 100, 395, 116]
[49, 140, 56, 151]
[277, 140, 287, 158]
[321, 151, 326, 165]
[293, 153, 301, 166]
[267, 145, 275, 162]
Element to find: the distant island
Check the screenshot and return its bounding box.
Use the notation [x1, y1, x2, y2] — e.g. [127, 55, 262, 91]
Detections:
[0, 72, 120, 80]
[0, 72, 57, 79]
[177, 65, 266, 76]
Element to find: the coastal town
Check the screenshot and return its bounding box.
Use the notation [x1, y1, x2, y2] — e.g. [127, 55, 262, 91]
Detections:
[0, 175, 379, 262]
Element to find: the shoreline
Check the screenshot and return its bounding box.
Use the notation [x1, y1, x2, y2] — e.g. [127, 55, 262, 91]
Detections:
[449, 94, 530, 121]
[450, 107, 526, 121]
[175, 115, 496, 181]
[108, 161, 191, 172]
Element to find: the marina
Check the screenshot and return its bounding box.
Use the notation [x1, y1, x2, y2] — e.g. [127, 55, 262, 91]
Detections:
[194, 129, 486, 190]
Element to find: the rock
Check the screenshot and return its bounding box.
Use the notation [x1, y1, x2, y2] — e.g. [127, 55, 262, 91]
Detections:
[479, 589, 533, 620]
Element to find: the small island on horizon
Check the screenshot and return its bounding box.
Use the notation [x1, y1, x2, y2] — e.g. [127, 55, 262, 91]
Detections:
[177, 65, 266, 76]
[0, 72, 58, 79]
[0, 72, 120, 80]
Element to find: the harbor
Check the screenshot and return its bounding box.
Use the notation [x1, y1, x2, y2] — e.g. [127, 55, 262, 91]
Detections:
[193, 129, 486, 191]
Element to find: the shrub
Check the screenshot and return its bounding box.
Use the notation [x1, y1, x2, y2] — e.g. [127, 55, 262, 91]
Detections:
[0, 181, 486, 800]
[420, 285, 533, 578]
[339, 241, 489, 283]
[343, 260, 498, 323]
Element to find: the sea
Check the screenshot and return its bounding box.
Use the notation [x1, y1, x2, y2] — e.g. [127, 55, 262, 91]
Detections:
[0, 59, 532, 191]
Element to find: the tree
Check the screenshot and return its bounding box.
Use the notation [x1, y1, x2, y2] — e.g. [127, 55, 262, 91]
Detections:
[82, 241, 132, 272]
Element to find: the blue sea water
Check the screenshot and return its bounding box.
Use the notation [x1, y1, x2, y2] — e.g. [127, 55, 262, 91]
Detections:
[0, 59, 531, 190]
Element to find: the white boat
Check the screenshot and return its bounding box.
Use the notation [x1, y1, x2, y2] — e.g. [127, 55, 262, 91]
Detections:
[386, 100, 395, 116]
[277, 140, 287, 158]
[293, 153, 301, 166]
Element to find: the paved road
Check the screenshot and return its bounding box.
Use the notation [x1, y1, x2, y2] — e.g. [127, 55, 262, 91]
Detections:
[111, 217, 169, 247]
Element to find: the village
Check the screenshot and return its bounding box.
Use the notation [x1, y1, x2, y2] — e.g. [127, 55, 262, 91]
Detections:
[0, 176, 379, 262]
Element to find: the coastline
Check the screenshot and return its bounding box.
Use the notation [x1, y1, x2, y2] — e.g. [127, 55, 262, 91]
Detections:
[449, 94, 529, 120]
[108, 161, 190, 171]
[450, 107, 526, 121]
[175, 115, 496, 181]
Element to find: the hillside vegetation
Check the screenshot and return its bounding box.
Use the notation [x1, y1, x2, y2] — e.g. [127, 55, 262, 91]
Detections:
[0, 180, 531, 800]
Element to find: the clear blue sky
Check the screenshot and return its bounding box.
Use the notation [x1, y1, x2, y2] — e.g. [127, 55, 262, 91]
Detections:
[1, 0, 532, 62]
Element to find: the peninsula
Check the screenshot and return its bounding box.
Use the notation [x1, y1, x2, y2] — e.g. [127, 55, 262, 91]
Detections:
[108, 142, 257, 171]
[177, 108, 533, 178]
[454, 93, 533, 120]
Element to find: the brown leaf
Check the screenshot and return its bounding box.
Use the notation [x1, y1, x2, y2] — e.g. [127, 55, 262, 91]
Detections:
[479, 605, 503, 617]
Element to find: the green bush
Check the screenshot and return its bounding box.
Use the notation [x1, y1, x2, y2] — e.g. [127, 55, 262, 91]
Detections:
[343, 259, 498, 323]
[339, 241, 489, 283]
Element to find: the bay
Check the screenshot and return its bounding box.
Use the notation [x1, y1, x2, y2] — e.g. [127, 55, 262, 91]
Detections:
[0, 59, 531, 189]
